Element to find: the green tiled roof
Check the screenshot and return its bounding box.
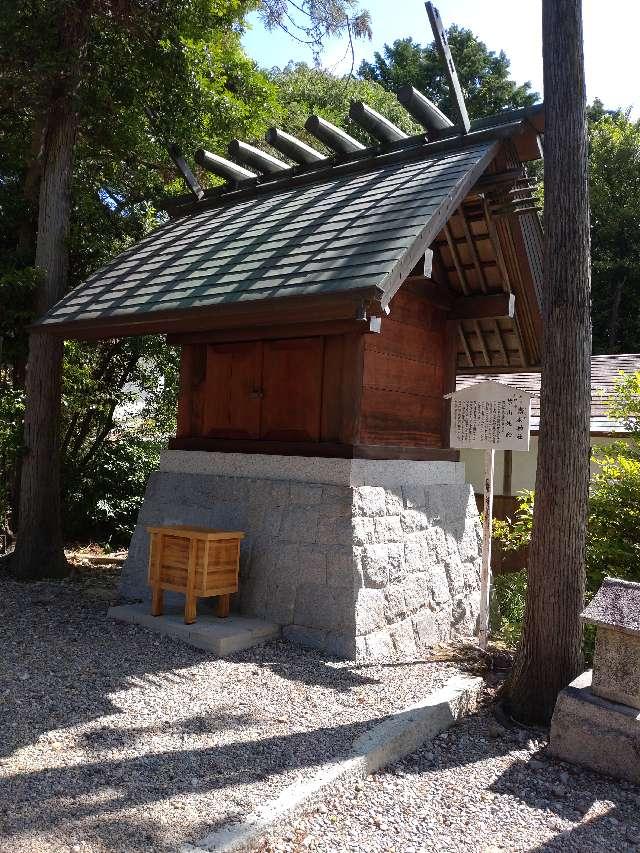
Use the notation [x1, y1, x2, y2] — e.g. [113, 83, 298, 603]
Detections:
[38, 139, 497, 332]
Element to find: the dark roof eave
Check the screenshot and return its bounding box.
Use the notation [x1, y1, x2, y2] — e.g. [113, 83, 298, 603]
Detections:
[31, 286, 385, 341]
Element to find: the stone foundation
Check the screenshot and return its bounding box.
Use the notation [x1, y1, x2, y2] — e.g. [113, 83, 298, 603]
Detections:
[121, 450, 482, 660]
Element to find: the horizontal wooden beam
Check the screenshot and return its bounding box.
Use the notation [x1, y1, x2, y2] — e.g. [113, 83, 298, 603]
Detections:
[167, 318, 372, 346]
[452, 292, 515, 320]
[401, 276, 453, 310]
[168, 436, 459, 461]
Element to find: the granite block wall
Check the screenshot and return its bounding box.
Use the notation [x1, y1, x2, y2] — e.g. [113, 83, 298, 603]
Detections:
[120, 454, 482, 661]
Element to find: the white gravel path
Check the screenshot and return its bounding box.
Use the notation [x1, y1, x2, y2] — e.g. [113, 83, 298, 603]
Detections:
[259, 708, 640, 853]
[0, 568, 459, 853]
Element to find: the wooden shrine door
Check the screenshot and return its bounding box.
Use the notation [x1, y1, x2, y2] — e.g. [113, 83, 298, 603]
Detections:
[203, 342, 262, 439]
[202, 337, 324, 443]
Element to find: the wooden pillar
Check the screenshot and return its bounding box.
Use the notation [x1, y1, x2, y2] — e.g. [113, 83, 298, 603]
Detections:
[503, 449, 513, 496]
[442, 319, 458, 447]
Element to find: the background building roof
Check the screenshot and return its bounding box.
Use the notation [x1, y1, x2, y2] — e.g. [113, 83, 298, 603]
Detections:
[456, 353, 640, 434]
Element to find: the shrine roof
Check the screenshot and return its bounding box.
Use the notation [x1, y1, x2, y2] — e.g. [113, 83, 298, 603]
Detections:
[33, 101, 546, 341]
[36, 138, 499, 338]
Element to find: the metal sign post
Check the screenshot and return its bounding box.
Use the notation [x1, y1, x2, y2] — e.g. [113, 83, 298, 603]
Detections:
[445, 381, 533, 651]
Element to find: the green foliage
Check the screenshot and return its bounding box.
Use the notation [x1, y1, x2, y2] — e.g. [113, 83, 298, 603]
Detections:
[589, 112, 640, 353]
[359, 29, 539, 120]
[268, 62, 421, 149]
[492, 372, 640, 649]
[59, 336, 179, 545]
[492, 489, 534, 554]
[490, 570, 527, 648]
[0, 0, 282, 546]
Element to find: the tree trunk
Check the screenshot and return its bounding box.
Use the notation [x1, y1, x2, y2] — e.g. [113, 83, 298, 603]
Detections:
[11, 99, 79, 579]
[502, 0, 591, 724]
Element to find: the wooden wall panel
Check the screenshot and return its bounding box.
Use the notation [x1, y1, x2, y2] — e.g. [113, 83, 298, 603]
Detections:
[203, 342, 262, 439]
[359, 389, 443, 446]
[320, 335, 345, 442]
[176, 344, 206, 437]
[260, 337, 324, 442]
[358, 285, 447, 448]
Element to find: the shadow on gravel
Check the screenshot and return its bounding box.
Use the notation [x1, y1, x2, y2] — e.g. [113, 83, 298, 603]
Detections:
[0, 575, 402, 851]
[526, 807, 628, 852]
[491, 754, 640, 852]
[0, 581, 377, 760]
[1, 713, 385, 847]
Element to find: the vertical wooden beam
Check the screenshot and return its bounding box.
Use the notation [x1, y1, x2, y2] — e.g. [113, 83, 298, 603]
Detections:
[442, 318, 458, 447]
[176, 345, 194, 438]
[503, 449, 513, 496]
[340, 332, 365, 445]
[184, 538, 198, 625]
[150, 532, 164, 617]
[458, 324, 474, 367]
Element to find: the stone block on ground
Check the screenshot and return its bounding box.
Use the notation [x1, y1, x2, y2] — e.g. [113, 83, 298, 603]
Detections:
[549, 669, 640, 784]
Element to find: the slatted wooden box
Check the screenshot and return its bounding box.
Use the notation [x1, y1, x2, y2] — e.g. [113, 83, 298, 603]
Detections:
[147, 525, 245, 624]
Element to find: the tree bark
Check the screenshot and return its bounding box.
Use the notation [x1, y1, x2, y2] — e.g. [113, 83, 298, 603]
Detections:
[11, 98, 79, 579]
[502, 0, 591, 724]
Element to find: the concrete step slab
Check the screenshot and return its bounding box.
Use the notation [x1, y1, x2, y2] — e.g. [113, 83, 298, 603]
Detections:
[108, 603, 280, 656]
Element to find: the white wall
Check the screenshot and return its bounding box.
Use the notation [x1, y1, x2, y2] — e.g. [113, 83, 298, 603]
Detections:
[460, 435, 626, 496]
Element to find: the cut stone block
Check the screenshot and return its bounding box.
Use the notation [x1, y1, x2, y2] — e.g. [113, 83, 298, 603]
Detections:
[592, 627, 640, 711]
[108, 604, 280, 656]
[582, 577, 640, 711]
[549, 670, 640, 784]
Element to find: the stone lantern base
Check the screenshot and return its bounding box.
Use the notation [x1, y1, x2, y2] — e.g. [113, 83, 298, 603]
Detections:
[549, 670, 640, 784]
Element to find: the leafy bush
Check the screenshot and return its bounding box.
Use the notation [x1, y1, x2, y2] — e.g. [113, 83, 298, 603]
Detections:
[492, 371, 640, 649]
[60, 336, 179, 547]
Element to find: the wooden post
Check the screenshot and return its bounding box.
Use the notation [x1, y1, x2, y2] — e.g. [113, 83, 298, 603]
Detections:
[150, 531, 164, 617]
[479, 448, 495, 650]
[184, 538, 198, 624]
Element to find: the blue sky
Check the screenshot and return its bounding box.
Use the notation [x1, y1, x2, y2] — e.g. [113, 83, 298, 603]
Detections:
[242, 0, 638, 117]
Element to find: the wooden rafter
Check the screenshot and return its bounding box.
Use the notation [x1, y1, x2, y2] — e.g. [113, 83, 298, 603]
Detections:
[444, 224, 470, 295]
[457, 324, 474, 366]
[482, 197, 511, 294]
[473, 320, 491, 366]
[493, 319, 509, 365]
[458, 207, 488, 293]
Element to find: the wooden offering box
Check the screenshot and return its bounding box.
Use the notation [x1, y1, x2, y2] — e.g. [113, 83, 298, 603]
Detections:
[147, 525, 244, 624]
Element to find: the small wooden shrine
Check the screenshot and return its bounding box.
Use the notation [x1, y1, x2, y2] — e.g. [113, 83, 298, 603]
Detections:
[36, 7, 545, 660]
[38, 110, 543, 461]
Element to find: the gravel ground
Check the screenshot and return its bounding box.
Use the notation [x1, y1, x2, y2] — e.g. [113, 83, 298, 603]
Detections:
[0, 568, 459, 853]
[259, 709, 640, 853]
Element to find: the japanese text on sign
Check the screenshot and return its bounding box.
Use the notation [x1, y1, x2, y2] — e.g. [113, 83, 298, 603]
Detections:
[447, 382, 531, 450]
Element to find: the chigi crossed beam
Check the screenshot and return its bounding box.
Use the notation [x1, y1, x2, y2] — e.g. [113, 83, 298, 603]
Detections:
[164, 3, 496, 203]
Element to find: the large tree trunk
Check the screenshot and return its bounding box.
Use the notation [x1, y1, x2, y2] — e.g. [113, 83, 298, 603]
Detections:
[11, 98, 79, 579]
[502, 0, 591, 724]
